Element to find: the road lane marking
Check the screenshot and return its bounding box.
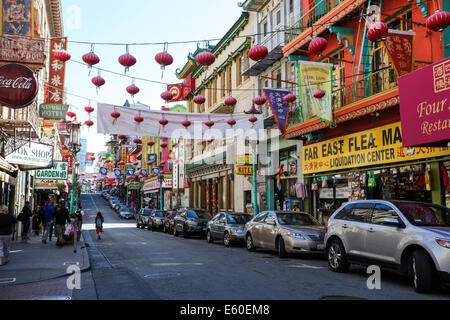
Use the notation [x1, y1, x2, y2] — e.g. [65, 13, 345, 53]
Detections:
[0, 278, 16, 284]
[151, 263, 203, 266]
[144, 272, 181, 279]
[287, 263, 326, 269]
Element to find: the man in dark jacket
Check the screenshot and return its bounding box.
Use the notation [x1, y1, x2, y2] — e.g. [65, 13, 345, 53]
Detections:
[19, 202, 32, 242]
[55, 203, 70, 247]
[0, 204, 17, 266]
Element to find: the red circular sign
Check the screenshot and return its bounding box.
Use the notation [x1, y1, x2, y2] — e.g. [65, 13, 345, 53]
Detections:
[0, 63, 38, 108]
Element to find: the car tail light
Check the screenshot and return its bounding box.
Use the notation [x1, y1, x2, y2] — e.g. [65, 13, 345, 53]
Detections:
[325, 224, 328, 233]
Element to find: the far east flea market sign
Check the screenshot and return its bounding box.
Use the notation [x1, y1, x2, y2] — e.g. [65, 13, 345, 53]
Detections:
[35, 162, 69, 180]
[398, 57, 450, 147]
[302, 122, 450, 174]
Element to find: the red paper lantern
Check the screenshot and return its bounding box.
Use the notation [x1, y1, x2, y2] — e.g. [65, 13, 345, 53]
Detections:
[118, 52, 136, 73]
[84, 106, 94, 113]
[134, 116, 144, 123]
[224, 96, 237, 106]
[248, 45, 268, 62]
[248, 116, 258, 123]
[207, 139, 214, 143]
[284, 94, 296, 103]
[426, 10, 450, 32]
[159, 118, 168, 126]
[133, 138, 141, 144]
[160, 142, 168, 148]
[117, 134, 127, 140]
[253, 96, 266, 106]
[161, 91, 173, 102]
[155, 52, 173, 67]
[93, 174, 97, 178]
[53, 50, 71, 62]
[85, 120, 94, 127]
[308, 37, 328, 55]
[193, 95, 206, 104]
[105, 159, 110, 163]
[367, 22, 388, 42]
[66, 111, 76, 118]
[147, 140, 155, 147]
[111, 111, 121, 119]
[118, 160, 125, 165]
[92, 76, 105, 88]
[82, 52, 100, 67]
[172, 143, 178, 148]
[161, 106, 170, 111]
[227, 119, 236, 127]
[127, 84, 140, 96]
[313, 89, 325, 99]
[182, 120, 191, 128]
[80, 173, 85, 176]
[91, 157, 96, 161]
[204, 120, 215, 128]
[196, 51, 215, 66]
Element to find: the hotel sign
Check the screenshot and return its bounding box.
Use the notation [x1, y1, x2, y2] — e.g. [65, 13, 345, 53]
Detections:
[398, 57, 450, 147]
[303, 122, 450, 174]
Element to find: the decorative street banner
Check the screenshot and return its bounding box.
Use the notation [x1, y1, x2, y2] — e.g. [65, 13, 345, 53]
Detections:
[39, 103, 69, 119]
[139, 168, 148, 177]
[298, 61, 334, 123]
[99, 166, 108, 176]
[168, 83, 184, 102]
[85, 152, 95, 161]
[113, 168, 122, 178]
[106, 153, 115, 162]
[147, 153, 157, 163]
[35, 162, 68, 180]
[126, 169, 135, 176]
[46, 37, 67, 104]
[303, 121, 450, 174]
[127, 154, 137, 164]
[398, 57, 450, 147]
[383, 30, 414, 77]
[263, 88, 290, 134]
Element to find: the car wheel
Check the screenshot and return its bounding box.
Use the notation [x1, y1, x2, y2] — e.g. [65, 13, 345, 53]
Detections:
[326, 239, 350, 273]
[224, 232, 232, 247]
[173, 225, 178, 237]
[206, 230, 214, 243]
[277, 237, 287, 258]
[246, 234, 256, 252]
[412, 250, 434, 293]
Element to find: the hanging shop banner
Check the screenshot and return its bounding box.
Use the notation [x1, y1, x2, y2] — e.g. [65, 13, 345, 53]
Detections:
[113, 168, 122, 178]
[0, 63, 38, 108]
[298, 61, 334, 123]
[63, 152, 73, 175]
[263, 88, 290, 134]
[99, 166, 108, 176]
[302, 121, 450, 174]
[182, 74, 195, 99]
[39, 103, 69, 119]
[147, 153, 157, 163]
[383, 30, 414, 77]
[46, 37, 67, 104]
[35, 162, 69, 180]
[398, 57, 450, 147]
[97, 103, 264, 141]
[6, 140, 53, 169]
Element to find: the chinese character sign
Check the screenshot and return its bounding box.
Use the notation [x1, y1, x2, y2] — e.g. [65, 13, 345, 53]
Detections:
[383, 30, 414, 77]
[263, 88, 290, 134]
[46, 37, 67, 105]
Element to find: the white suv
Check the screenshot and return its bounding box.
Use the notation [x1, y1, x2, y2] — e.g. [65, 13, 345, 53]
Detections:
[324, 200, 450, 293]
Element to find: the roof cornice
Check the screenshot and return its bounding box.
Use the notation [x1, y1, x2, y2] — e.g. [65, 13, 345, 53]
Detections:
[45, 0, 64, 37]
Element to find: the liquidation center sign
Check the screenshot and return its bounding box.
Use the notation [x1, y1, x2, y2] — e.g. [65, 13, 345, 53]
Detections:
[302, 122, 450, 174]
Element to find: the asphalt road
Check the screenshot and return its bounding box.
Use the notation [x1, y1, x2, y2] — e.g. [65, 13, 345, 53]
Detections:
[78, 193, 450, 300]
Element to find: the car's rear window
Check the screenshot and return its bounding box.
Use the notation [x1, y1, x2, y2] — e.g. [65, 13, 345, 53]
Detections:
[155, 211, 164, 217]
[187, 210, 212, 219]
[392, 202, 450, 227]
[142, 209, 151, 216]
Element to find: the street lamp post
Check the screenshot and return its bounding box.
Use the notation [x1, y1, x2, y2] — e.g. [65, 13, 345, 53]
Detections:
[158, 161, 165, 210]
[68, 119, 81, 215]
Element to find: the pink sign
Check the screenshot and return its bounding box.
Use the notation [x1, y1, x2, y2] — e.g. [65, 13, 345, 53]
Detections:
[398, 57, 450, 147]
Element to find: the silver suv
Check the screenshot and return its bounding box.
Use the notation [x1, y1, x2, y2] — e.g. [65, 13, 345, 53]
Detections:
[324, 200, 450, 293]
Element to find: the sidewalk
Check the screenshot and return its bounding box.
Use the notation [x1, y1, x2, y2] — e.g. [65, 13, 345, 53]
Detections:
[0, 230, 90, 290]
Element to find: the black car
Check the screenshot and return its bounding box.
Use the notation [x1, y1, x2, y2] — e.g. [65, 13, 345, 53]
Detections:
[136, 208, 152, 229]
[173, 208, 212, 238]
[149, 210, 165, 231]
[206, 212, 252, 246]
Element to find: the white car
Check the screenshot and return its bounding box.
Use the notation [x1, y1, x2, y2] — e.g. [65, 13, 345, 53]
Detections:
[120, 207, 133, 219]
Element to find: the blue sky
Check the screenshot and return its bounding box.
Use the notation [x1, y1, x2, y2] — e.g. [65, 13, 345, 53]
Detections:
[61, 0, 244, 166]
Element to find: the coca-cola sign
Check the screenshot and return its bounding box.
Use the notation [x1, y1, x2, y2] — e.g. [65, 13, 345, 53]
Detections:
[0, 63, 38, 108]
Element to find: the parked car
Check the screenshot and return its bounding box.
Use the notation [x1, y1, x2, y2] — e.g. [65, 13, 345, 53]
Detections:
[149, 210, 165, 231]
[245, 211, 325, 258]
[115, 203, 126, 213]
[163, 211, 177, 234]
[109, 197, 119, 206]
[324, 200, 450, 293]
[119, 207, 133, 219]
[136, 208, 152, 229]
[173, 208, 212, 238]
[110, 200, 120, 209]
[207, 212, 252, 246]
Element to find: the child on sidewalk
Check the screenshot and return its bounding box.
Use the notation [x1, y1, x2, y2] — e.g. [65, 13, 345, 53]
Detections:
[95, 212, 104, 240]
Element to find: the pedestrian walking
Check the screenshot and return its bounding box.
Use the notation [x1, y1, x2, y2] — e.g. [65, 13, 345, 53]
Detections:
[95, 212, 104, 240]
[55, 203, 70, 247]
[32, 205, 43, 236]
[17, 202, 32, 242]
[41, 202, 54, 244]
[0, 205, 17, 266]
[74, 209, 83, 242]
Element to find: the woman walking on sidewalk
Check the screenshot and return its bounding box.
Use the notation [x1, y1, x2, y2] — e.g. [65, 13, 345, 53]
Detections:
[0, 205, 17, 266]
[95, 212, 104, 240]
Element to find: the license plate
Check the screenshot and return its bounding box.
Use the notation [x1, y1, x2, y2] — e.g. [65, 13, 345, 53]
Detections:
[317, 244, 325, 250]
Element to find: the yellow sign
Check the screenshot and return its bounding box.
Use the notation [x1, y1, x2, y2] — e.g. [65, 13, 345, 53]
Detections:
[303, 122, 450, 174]
[236, 155, 253, 164]
[236, 165, 253, 175]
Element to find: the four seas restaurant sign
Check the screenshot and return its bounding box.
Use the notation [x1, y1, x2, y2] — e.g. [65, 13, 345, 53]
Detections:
[302, 122, 450, 174]
[398, 57, 450, 147]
